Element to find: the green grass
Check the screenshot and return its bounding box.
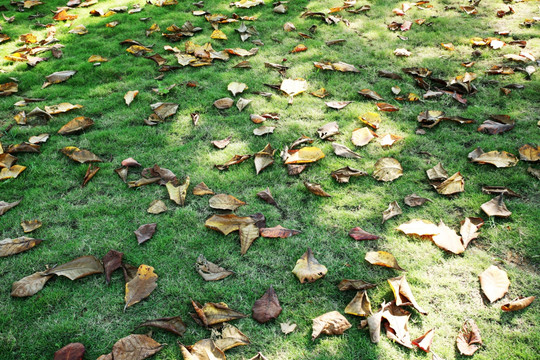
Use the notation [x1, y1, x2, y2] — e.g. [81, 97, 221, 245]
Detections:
[0, 0, 539, 359]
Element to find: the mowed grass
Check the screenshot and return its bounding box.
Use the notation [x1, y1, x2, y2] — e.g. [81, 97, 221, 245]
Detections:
[0, 0, 539, 359]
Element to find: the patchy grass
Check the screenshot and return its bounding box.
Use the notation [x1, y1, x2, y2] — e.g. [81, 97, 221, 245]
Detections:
[0, 0, 539, 359]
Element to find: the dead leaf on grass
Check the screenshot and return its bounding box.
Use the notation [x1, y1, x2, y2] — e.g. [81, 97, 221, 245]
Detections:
[292, 248, 328, 283]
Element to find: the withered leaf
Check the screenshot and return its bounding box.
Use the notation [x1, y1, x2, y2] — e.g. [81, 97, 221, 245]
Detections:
[205, 214, 255, 235]
[253, 126, 275, 136]
[252, 286, 282, 323]
[45, 103, 83, 115]
[191, 300, 247, 327]
[147, 200, 167, 214]
[53, 342, 85, 360]
[338, 279, 376, 291]
[44, 255, 104, 280]
[260, 225, 300, 238]
[292, 248, 327, 283]
[373, 157, 403, 182]
[11, 271, 53, 297]
[151, 102, 178, 120]
[228, 82, 247, 96]
[358, 89, 383, 101]
[382, 201, 402, 224]
[128, 177, 160, 188]
[257, 187, 277, 206]
[470, 149, 519, 168]
[42, 70, 76, 88]
[352, 127, 377, 147]
[317, 122, 339, 140]
[481, 194, 511, 217]
[61, 146, 102, 163]
[519, 144, 540, 162]
[478, 116, 515, 134]
[311, 311, 351, 340]
[28, 134, 49, 144]
[426, 162, 448, 181]
[0, 165, 26, 181]
[412, 328, 434, 352]
[460, 217, 483, 248]
[0, 154, 18, 169]
[388, 275, 428, 314]
[134, 223, 157, 244]
[501, 296, 535, 312]
[281, 322, 297, 334]
[456, 319, 482, 356]
[139, 316, 187, 336]
[21, 219, 42, 233]
[332, 143, 361, 159]
[0, 237, 43, 257]
[325, 101, 351, 110]
[479, 265, 510, 303]
[284, 147, 325, 164]
[236, 97, 252, 112]
[209, 194, 246, 211]
[0, 199, 21, 216]
[417, 110, 444, 128]
[193, 182, 214, 196]
[112, 334, 163, 360]
[254, 144, 275, 174]
[179, 339, 225, 360]
[125, 265, 158, 310]
[124, 90, 139, 106]
[166, 177, 189, 206]
[304, 181, 331, 197]
[212, 323, 250, 351]
[432, 221, 465, 254]
[404, 194, 432, 207]
[349, 227, 379, 241]
[365, 251, 404, 271]
[331, 166, 367, 183]
[102, 250, 123, 284]
[345, 291, 372, 317]
[196, 254, 233, 281]
[434, 172, 464, 195]
[377, 102, 399, 112]
[212, 136, 232, 149]
[214, 98, 234, 109]
[215, 154, 251, 170]
[359, 112, 381, 129]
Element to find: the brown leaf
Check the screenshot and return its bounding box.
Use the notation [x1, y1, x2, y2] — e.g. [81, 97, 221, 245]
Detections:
[338, 279, 376, 291]
[359, 112, 381, 129]
[102, 250, 123, 284]
[254, 144, 275, 174]
[292, 248, 328, 283]
[0, 82, 18, 96]
[82, 164, 99, 187]
[205, 214, 255, 235]
[121, 157, 141, 167]
[434, 172, 464, 195]
[478, 116, 515, 134]
[147, 200, 167, 214]
[21, 219, 42, 233]
[42, 70, 76, 88]
[388, 275, 428, 314]
[0, 165, 26, 180]
[0, 236, 43, 257]
[11, 271, 53, 297]
[139, 316, 187, 336]
[481, 194, 511, 217]
[481, 186, 520, 198]
[479, 265, 510, 302]
[345, 291, 372, 316]
[112, 334, 163, 360]
[365, 251, 404, 271]
[196, 254, 233, 281]
[151, 102, 178, 120]
[432, 221, 465, 254]
[44, 255, 104, 280]
[0, 154, 18, 169]
[252, 286, 282, 323]
[257, 187, 277, 206]
[373, 157, 403, 182]
[280, 322, 297, 334]
[45, 103, 83, 115]
[325, 101, 351, 110]
[125, 265, 158, 310]
[470, 149, 519, 168]
[260, 225, 300, 238]
[215, 154, 251, 170]
[166, 177, 190, 206]
[134, 223, 157, 244]
[212, 136, 232, 149]
[212, 323, 250, 351]
[358, 89, 383, 101]
[519, 144, 539, 162]
[456, 319, 482, 356]
[209, 194, 246, 211]
[396, 219, 440, 238]
[404, 194, 432, 207]
[53, 343, 85, 360]
[367, 304, 384, 343]
[331, 166, 368, 183]
[214, 97, 234, 109]
[412, 328, 434, 352]
[193, 182, 214, 196]
[7, 143, 40, 154]
[348, 227, 379, 241]
[238, 223, 259, 255]
[417, 110, 444, 128]
[143, 164, 178, 185]
[460, 217, 483, 248]
[304, 181, 331, 197]
[332, 143, 361, 159]
[382, 201, 402, 223]
[179, 339, 225, 360]
[317, 122, 339, 140]
[124, 90, 139, 106]
[501, 296, 535, 312]
[311, 311, 351, 340]
[426, 162, 448, 181]
[191, 300, 247, 326]
[376, 102, 399, 112]
[61, 146, 102, 163]
[381, 302, 413, 348]
[128, 177, 160, 188]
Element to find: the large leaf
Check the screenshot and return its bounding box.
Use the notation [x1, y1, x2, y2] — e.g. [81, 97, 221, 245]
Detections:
[292, 248, 328, 283]
[53, 343, 85, 360]
[456, 319, 482, 356]
[111, 334, 163, 360]
[191, 300, 247, 326]
[209, 194, 246, 211]
[345, 291, 372, 316]
[0, 236, 43, 257]
[254, 144, 275, 174]
[57, 117, 94, 135]
[434, 172, 464, 195]
[311, 311, 351, 340]
[387, 275, 427, 315]
[432, 221, 465, 254]
[138, 316, 187, 336]
[252, 286, 282, 323]
[11, 271, 53, 297]
[179, 339, 225, 360]
[212, 323, 250, 351]
[44, 255, 104, 280]
[373, 157, 403, 182]
[124, 265, 158, 310]
[205, 214, 255, 235]
[470, 149, 519, 168]
[479, 265, 510, 303]
[0, 199, 21, 216]
[166, 177, 189, 206]
[481, 194, 511, 217]
[365, 251, 404, 271]
[501, 296, 535, 312]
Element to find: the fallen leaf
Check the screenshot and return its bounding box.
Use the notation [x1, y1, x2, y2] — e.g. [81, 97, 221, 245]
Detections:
[252, 286, 282, 323]
[397, 219, 440, 238]
[42, 70, 76, 88]
[470, 149, 519, 168]
[254, 144, 275, 174]
[44, 256, 104, 280]
[432, 221, 465, 254]
[11, 271, 52, 297]
[228, 82, 247, 96]
[239, 223, 259, 255]
[205, 214, 255, 235]
[426, 162, 448, 181]
[379, 134, 402, 147]
[478, 115, 515, 135]
[280, 78, 308, 103]
[518, 144, 539, 162]
[166, 177, 189, 206]
[209, 194, 246, 211]
[456, 319, 482, 356]
[434, 172, 464, 195]
[311, 311, 351, 340]
[45, 103, 83, 115]
[292, 248, 328, 283]
[260, 225, 300, 238]
[0, 200, 21, 216]
[125, 265, 158, 310]
[124, 90, 139, 106]
[193, 182, 214, 196]
[304, 181, 331, 197]
[338, 279, 376, 291]
[349, 227, 379, 241]
[257, 187, 277, 206]
[365, 251, 404, 271]
[134, 223, 157, 244]
[481, 194, 511, 217]
[381, 302, 413, 349]
[317, 122, 339, 140]
[191, 300, 247, 326]
[345, 291, 372, 316]
[352, 127, 377, 147]
[212, 323, 250, 351]
[479, 265, 510, 302]
[359, 112, 381, 129]
[382, 201, 402, 223]
[179, 339, 225, 360]
[332, 143, 361, 159]
[331, 166, 367, 183]
[139, 316, 186, 336]
[102, 250, 123, 284]
[281, 322, 297, 334]
[325, 101, 351, 110]
[151, 102, 178, 120]
[236, 97, 252, 111]
[147, 200, 167, 214]
[61, 146, 102, 163]
[111, 334, 163, 360]
[58, 117, 94, 135]
[196, 254, 233, 281]
[285, 147, 325, 164]
[0, 237, 43, 257]
[501, 296, 535, 312]
[53, 343, 85, 360]
[388, 275, 427, 314]
[460, 217, 483, 248]
[412, 328, 434, 352]
[404, 194, 432, 207]
[373, 157, 403, 182]
[21, 220, 42, 233]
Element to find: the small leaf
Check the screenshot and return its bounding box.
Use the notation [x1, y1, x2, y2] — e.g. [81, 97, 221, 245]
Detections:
[102, 250, 123, 284]
[382, 201, 402, 223]
[209, 194, 246, 211]
[11, 271, 52, 297]
[134, 223, 157, 244]
[252, 286, 282, 323]
[138, 316, 186, 336]
[501, 296, 535, 312]
[348, 227, 379, 241]
[456, 319, 482, 356]
[260, 225, 300, 238]
[292, 248, 327, 283]
[304, 181, 331, 197]
[147, 200, 167, 214]
[479, 265, 510, 303]
[53, 343, 85, 360]
[111, 334, 163, 359]
[311, 311, 351, 340]
[44, 256, 104, 280]
[338, 279, 376, 291]
[365, 251, 404, 271]
[196, 254, 233, 281]
[125, 265, 158, 310]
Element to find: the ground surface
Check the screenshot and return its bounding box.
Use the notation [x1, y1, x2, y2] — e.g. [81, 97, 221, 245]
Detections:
[0, 0, 539, 359]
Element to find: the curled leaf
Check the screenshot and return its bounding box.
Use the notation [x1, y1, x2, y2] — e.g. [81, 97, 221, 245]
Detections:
[292, 248, 328, 283]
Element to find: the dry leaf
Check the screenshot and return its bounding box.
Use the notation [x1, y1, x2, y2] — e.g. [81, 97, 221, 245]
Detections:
[191, 300, 247, 327]
[338, 279, 376, 291]
[227, 82, 247, 96]
[434, 172, 464, 195]
[257, 187, 277, 206]
[325, 101, 351, 110]
[205, 214, 255, 235]
[460, 217, 483, 248]
[365, 251, 404, 271]
[311, 311, 351, 340]
[193, 182, 214, 195]
[317, 122, 339, 140]
[125, 265, 158, 310]
[427, 163, 448, 181]
[304, 181, 331, 197]
[432, 221, 465, 254]
[196, 254, 233, 281]
[332, 143, 361, 159]
[501, 296, 535, 312]
[147, 200, 167, 214]
[412, 328, 434, 352]
[388, 275, 427, 314]
[58, 117, 94, 135]
[379, 134, 402, 147]
[281, 322, 297, 334]
[456, 319, 482, 356]
[252, 286, 282, 323]
[124, 90, 139, 106]
[45, 103, 83, 115]
[404, 194, 432, 207]
[0, 200, 21, 216]
[209, 194, 246, 211]
[345, 291, 372, 317]
[254, 144, 275, 174]
[134, 223, 157, 244]
[0, 237, 43, 257]
[239, 223, 259, 255]
[21, 219, 42, 233]
[139, 316, 186, 336]
[359, 112, 381, 129]
[260, 225, 300, 238]
[11, 271, 52, 297]
[179, 339, 225, 360]
[518, 144, 539, 162]
[280, 78, 308, 103]
[479, 265, 510, 303]
[111, 334, 163, 360]
[470, 149, 519, 168]
[382, 201, 402, 223]
[358, 89, 383, 101]
[44, 256, 104, 280]
[373, 157, 403, 182]
[0, 165, 26, 180]
[292, 248, 328, 283]
[61, 146, 102, 163]
[284, 147, 325, 164]
[331, 167, 367, 183]
[213, 98, 234, 109]
[212, 136, 232, 149]
[236, 97, 252, 111]
[42, 70, 76, 88]
[82, 164, 99, 187]
[212, 323, 250, 351]
[352, 127, 376, 147]
[166, 177, 189, 206]
[53, 343, 85, 360]
[481, 195, 511, 217]
[349, 227, 379, 241]
[103, 250, 123, 284]
[397, 219, 440, 238]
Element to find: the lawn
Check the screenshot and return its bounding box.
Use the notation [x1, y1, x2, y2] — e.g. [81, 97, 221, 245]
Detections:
[0, 0, 539, 359]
